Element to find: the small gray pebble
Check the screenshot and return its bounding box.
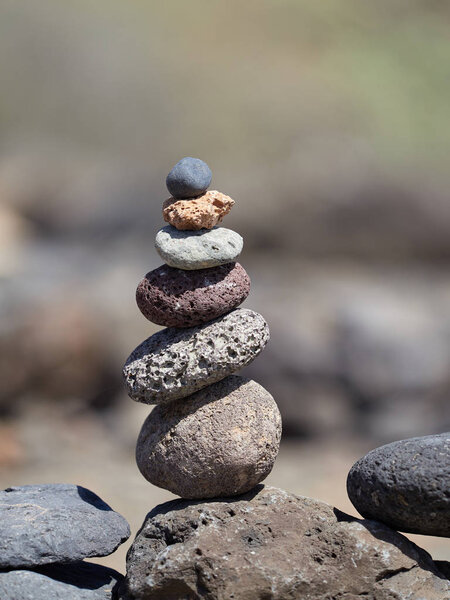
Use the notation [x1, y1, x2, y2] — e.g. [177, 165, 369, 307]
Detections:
[166, 157, 212, 199]
[0, 484, 130, 569]
[136, 376, 282, 498]
[155, 225, 243, 270]
[0, 562, 123, 600]
[123, 308, 269, 404]
[347, 432, 450, 537]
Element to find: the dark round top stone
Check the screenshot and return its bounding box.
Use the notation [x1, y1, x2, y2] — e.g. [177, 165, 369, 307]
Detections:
[136, 262, 250, 328]
[0, 484, 130, 569]
[347, 432, 450, 537]
[166, 157, 212, 199]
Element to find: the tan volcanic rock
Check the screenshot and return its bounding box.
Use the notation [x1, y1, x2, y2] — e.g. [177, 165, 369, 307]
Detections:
[162, 190, 234, 230]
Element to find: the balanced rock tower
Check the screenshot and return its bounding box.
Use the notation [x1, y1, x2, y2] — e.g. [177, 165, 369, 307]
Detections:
[119, 159, 449, 600]
[123, 157, 282, 500]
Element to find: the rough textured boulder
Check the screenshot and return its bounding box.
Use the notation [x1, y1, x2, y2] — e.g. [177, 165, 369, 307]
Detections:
[119, 486, 449, 600]
[136, 263, 250, 328]
[162, 191, 234, 230]
[0, 562, 123, 600]
[123, 308, 269, 404]
[136, 376, 281, 498]
[347, 433, 450, 537]
[0, 484, 130, 568]
[155, 225, 243, 270]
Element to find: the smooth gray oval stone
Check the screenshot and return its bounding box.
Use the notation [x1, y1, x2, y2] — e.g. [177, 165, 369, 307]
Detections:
[155, 225, 243, 270]
[347, 433, 450, 537]
[0, 562, 123, 600]
[136, 376, 282, 498]
[166, 157, 212, 199]
[123, 308, 269, 404]
[0, 484, 130, 568]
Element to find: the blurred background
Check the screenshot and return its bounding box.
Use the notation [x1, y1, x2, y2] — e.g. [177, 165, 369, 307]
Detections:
[0, 0, 449, 569]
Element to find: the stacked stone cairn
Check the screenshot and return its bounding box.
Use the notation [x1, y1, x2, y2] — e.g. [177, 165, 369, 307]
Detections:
[122, 156, 282, 500]
[0, 160, 448, 600]
[118, 159, 449, 600]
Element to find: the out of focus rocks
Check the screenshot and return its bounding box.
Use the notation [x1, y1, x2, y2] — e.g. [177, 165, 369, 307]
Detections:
[0, 562, 123, 600]
[0, 484, 130, 568]
[165, 157, 212, 199]
[136, 376, 281, 498]
[136, 263, 250, 328]
[163, 190, 234, 230]
[123, 308, 269, 404]
[119, 486, 449, 600]
[347, 433, 450, 537]
[155, 225, 243, 270]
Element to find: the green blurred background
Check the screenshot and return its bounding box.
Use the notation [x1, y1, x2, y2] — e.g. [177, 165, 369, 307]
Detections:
[0, 0, 449, 568]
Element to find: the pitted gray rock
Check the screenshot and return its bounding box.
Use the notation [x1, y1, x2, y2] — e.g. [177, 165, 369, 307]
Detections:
[347, 432, 450, 537]
[155, 225, 243, 270]
[0, 562, 123, 600]
[0, 484, 130, 568]
[136, 376, 281, 498]
[123, 308, 269, 404]
[118, 486, 449, 600]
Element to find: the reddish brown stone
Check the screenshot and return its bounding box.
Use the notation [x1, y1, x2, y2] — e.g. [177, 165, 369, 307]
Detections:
[136, 263, 250, 328]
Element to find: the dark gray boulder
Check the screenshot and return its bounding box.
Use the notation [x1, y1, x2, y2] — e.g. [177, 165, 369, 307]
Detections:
[347, 433, 450, 537]
[0, 562, 123, 600]
[118, 486, 449, 600]
[0, 484, 130, 568]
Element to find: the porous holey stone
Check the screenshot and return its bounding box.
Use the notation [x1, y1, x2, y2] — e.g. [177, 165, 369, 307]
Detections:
[123, 308, 269, 404]
[0, 484, 130, 568]
[136, 262, 250, 328]
[136, 376, 282, 498]
[162, 190, 234, 230]
[155, 225, 243, 270]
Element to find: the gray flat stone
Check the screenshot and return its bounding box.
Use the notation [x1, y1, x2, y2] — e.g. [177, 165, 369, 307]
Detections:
[155, 225, 243, 270]
[136, 376, 282, 498]
[118, 486, 449, 600]
[0, 484, 130, 568]
[123, 308, 269, 404]
[0, 562, 123, 600]
[347, 433, 450, 537]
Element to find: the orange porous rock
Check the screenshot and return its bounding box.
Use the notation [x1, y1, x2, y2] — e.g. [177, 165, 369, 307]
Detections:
[162, 190, 234, 230]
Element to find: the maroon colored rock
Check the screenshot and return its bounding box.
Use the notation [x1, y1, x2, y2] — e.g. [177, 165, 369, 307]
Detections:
[136, 263, 250, 328]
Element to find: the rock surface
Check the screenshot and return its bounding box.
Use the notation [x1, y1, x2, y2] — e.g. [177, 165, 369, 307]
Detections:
[0, 484, 130, 568]
[162, 190, 234, 230]
[155, 225, 243, 270]
[347, 433, 450, 537]
[123, 308, 269, 404]
[136, 376, 281, 498]
[0, 562, 123, 600]
[118, 486, 449, 600]
[166, 157, 212, 199]
[136, 263, 250, 328]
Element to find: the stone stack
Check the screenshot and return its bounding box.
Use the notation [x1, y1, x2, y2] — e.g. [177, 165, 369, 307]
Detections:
[122, 157, 282, 499]
[119, 160, 449, 600]
[0, 483, 130, 599]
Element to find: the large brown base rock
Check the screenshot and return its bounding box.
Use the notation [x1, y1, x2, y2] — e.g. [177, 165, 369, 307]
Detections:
[119, 486, 449, 600]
